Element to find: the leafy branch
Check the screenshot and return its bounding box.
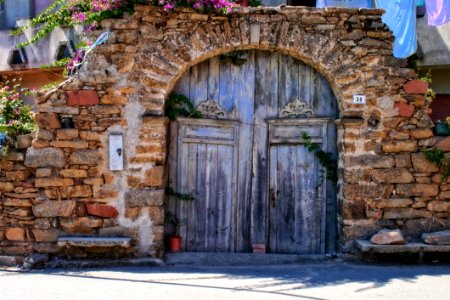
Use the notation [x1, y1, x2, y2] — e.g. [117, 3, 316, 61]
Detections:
[301, 132, 338, 183]
[164, 94, 202, 121]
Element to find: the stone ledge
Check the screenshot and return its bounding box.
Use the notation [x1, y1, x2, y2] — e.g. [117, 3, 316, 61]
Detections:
[57, 237, 132, 248]
[356, 240, 450, 253]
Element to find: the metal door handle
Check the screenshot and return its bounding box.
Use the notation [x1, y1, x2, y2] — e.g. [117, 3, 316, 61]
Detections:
[270, 189, 276, 208]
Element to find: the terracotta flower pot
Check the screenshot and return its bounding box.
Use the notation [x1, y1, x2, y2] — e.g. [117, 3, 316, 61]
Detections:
[169, 236, 182, 252]
[404, 79, 429, 95]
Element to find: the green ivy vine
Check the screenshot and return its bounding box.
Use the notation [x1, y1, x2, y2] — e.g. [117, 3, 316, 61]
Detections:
[423, 148, 450, 181]
[301, 132, 338, 183]
[164, 94, 202, 121]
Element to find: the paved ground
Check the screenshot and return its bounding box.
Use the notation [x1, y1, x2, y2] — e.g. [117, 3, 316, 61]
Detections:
[1, 262, 450, 300]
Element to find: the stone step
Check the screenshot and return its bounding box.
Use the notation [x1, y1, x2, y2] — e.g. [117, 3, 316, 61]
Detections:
[57, 237, 132, 248]
[165, 252, 336, 266]
[356, 240, 450, 253]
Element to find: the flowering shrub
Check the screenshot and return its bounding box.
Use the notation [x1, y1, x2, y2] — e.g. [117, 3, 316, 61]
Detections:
[13, 0, 235, 76]
[0, 79, 37, 155]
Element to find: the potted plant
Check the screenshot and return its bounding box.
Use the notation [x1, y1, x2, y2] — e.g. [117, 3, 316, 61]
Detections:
[165, 212, 185, 252]
[434, 119, 450, 136]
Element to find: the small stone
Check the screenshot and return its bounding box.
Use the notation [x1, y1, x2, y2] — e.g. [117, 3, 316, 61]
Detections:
[56, 129, 79, 140]
[396, 184, 439, 197]
[344, 155, 395, 169]
[411, 153, 439, 172]
[370, 229, 405, 245]
[35, 178, 74, 187]
[35, 113, 61, 129]
[67, 90, 100, 106]
[125, 189, 164, 207]
[25, 148, 65, 168]
[32, 200, 76, 217]
[394, 102, 414, 117]
[395, 154, 412, 168]
[383, 208, 431, 219]
[50, 140, 89, 148]
[436, 136, 450, 152]
[0, 182, 14, 192]
[409, 129, 433, 139]
[60, 185, 92, 198]
[5, 228, 26, 241]
[86, 204, 119, 218]
[422, 230, 450, 245]
[32, 229, 59, 242]
[404, 79, 429, 95]
[36, 168, 52, 177]
[382, 140, 417, 153]
[69, 150, 102, 165]
[370, 169, 414, 183]
[427, 201, 450, 212]
[143, 166, 164, 187]
[89, 105, 121, 115]
[17, 134, 33, 149]
[59, 169, 88, 178]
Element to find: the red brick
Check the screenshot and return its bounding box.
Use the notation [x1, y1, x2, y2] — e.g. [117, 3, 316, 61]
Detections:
[394, 102, 414, 117]
[404, 79, 429, 95]
[67, 90, 100, 106]
[86, 204, 119, 218]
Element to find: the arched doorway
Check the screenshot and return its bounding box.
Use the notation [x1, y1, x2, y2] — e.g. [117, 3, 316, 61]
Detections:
[167, 50, 338, 254]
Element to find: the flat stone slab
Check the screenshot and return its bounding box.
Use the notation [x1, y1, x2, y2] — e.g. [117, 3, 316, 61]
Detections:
[356, 240, 450, 253]
[57, 237, 132, 248]
[422, 230, 450, 245]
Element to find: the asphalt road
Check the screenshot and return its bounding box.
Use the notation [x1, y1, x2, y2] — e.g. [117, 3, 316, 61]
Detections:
[1, 262, 450, 300]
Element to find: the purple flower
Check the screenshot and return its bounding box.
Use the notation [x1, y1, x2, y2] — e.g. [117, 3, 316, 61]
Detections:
[163, 3, 174, 10]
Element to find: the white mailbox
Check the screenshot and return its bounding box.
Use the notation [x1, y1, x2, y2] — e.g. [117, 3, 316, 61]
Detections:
[109, 134, 123, 171]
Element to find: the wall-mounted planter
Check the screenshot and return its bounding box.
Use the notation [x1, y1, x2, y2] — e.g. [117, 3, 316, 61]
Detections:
[404, 79, 429, 95]
[435, 122, 450, 136]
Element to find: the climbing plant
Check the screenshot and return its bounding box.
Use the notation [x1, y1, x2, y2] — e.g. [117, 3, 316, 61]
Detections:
[301, 132, 338, 183]
[164, 94, 202, 121]
[423, 148, 450, 181]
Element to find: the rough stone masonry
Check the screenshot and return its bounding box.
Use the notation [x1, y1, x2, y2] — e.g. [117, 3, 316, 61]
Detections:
[0, 5, 449, 261]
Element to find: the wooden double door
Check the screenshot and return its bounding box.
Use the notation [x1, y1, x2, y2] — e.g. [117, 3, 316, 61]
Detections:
[167, 51, 337, 254]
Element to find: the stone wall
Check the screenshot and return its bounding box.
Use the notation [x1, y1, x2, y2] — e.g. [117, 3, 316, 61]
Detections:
[1, 5, 449, 261]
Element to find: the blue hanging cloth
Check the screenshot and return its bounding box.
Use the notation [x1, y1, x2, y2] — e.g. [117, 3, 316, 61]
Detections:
[425, 0, 450, 26]
[316, 0, 373, 8]
[375, 0, 417, 58]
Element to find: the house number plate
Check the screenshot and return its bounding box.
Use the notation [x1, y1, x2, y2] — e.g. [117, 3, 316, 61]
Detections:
[353, 94, 366, 104]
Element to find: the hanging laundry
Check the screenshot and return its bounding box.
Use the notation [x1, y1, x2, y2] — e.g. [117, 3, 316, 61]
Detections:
[316, 0, 372, 8]
[375, 0, 417, 58]
[425, 0, 450, 26]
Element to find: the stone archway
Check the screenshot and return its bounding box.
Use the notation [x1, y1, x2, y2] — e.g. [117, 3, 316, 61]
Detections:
[15, 6, 443, 259]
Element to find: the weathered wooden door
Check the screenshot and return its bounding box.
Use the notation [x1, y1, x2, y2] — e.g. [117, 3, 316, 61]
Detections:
[168, 50, 338, 254]
[268, 119, 329, 254]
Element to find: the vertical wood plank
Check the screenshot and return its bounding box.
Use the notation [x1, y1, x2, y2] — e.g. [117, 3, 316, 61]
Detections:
[195, 143, 207, 252]
[189, 62, 209, 107]
[205, 144, 218, 251]
[216, 145, 234, 251]
[233, 51, 255, 252]
[208, 57, 220, 101]
[185, 143, 198, 250]
[268, 145, 278, 253]
[278, 55, 300, 110]
[251, 51, 278, 248]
